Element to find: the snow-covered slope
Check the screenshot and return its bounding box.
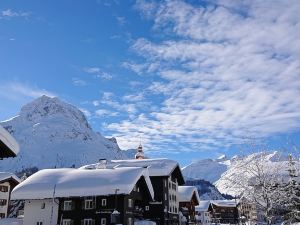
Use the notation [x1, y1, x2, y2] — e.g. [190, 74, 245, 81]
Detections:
[182, 152, 296, 197]
[0, 95, 125, 172]
[182, 157, 231, 183]
[215, 151, 296, 196]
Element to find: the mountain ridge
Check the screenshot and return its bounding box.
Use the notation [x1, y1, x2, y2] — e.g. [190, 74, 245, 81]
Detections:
[0, 95, 126, 173]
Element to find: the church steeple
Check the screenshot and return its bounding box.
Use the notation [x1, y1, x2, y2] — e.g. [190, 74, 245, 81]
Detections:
[135, 143, 145, 160]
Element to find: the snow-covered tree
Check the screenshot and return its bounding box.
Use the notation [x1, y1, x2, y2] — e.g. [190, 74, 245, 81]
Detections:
[281, 154, 300, 224]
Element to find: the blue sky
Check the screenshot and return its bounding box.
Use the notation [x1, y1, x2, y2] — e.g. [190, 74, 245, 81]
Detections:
[1, 0, 300, 166]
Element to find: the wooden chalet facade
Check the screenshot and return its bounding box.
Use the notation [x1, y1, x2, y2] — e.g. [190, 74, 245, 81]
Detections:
[209, 200, 239, 224]
[83, 158, 186, 225]
[11, 167, 154, 225]
[58, 177, 153, 225]
[178, 186, 200, 225]
[0, 173, 20, 218]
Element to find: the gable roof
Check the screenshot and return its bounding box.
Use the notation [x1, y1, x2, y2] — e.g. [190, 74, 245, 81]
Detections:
[11, 167, 154, 200]
[0, 172, 20, 184]
[196, 200, 211, 212]
[210, 200, 237, 207]
[178, 186, 200, 204]
[0, 125, 20, 158]
[81, 158, 185, 184]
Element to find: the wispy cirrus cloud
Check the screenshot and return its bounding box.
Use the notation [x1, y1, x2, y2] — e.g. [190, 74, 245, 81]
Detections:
[83, 67, 113, 80]
[1, 9, 31, 19]
[0, 82, 55, 100]
[107, 0, 300, 152]
[72, 77, 87, 86]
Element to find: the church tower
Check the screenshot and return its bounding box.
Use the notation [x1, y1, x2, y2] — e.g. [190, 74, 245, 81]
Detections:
[135, 143, 145, 159]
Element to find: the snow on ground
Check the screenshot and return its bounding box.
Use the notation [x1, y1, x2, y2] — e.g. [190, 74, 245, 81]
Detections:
[0, 218, 23, 225]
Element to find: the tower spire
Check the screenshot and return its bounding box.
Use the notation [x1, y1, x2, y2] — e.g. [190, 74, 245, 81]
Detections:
[135, 137, 145, 159]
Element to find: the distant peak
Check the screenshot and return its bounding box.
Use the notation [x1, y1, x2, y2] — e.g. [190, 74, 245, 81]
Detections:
[216, 154, 227, 161]
[19, 96, 90, 129]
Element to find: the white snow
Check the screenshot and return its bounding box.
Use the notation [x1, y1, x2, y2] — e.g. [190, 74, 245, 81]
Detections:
[11, 167, 154, 200]
[0, 218, 23, 225]
[0, 172, 20, 183]
[182, 158, 230, 183]
[0, 125, 20, 155]
[178, 186, 200, 203]
[210, 200, 237, 207]
[195, 201, 210, 212]
[81, 158, 182, 178]
[0, 95, 125, 172]
[134, 220, 156, 225]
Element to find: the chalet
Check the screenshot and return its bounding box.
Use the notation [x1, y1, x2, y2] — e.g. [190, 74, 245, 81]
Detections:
[0, 125, 19, 159]
[81, 154, 185, 225]
[177, 186, 200, 224]
[0, 173, 20, 218]
[237, 198, 257, 224]
[195, 201, 212, 225]
[11, 166, 154, 225]
[210, 200, 239, 224]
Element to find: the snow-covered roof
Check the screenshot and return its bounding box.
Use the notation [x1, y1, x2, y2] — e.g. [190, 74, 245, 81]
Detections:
[195, 200, 211, 212]
[0, 172, 20, 183]
[178, 186, 200, 204]
[210, 200, 237, 207]
[11, 167, 154, 200]
[0, 125, 20, 157]
[81, 158, 185, 184]
[0, 218, 23, 225]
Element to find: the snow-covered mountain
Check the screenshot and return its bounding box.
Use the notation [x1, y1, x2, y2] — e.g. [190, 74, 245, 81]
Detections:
[182, 156, 232, 183]
[0, 95, 126, 173]
[182, 151, 295, 197]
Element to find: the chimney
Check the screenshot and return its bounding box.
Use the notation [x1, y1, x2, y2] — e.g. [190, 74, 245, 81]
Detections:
[96, 158, 107, 169]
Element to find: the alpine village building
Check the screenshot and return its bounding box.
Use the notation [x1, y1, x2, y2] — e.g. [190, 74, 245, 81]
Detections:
[11, 144, 188, 225]
[177, 186, 200, 225]
[11, 166, 154, 225]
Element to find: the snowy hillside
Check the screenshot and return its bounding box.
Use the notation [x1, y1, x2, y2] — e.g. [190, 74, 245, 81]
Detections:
[0, 95, 125, 172]
[215, 151, 296, 196]
[182, 152, 297, 197]
[182, 156, 231, 183]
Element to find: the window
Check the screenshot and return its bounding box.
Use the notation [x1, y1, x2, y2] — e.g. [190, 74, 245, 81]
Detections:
[62, 219, 73, 225]
[164, 193, 167, 201]
[83, 219, 94, 225]
[164, 179, 167, 187]
[37, 222, 43, 225]
[63, 200, 73, 211]
[128, 199, 133, 208]
[0, 199, 7, 206]
[0, 185, 8, 192]
[85, 199, 94, 210]
[145, 206, 149, 211]
[0, 213, 5, 218]
[41, 202, 45, 209]
[101, 218, 106, 225]
[101, 199, 107, 206]
[128, 217, 133, 225]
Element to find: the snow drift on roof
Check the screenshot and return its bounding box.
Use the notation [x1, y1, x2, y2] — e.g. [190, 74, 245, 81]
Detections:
[0, 125, 20, 156]
[210, 200, 237, 207]
[11, 167, 154, 200]
[81, 158, 181, 178]
[178, 186, 200, 204]
[0, 172, 20, 183]
[195, 200, 211, 212]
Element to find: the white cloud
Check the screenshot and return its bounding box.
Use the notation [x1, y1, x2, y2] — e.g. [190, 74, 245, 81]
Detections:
[95, 109, 118, 117]
[79, 108, 92, 118]
[72, 77, 87, 86]
[1, 9, 30, 19]
[0, 82, 55, 100]
[107, 0, 300, 151]
[83, 67, 113, 80]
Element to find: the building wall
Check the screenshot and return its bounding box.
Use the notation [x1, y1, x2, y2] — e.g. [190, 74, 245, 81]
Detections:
[23, 199, 59, 225]
[196, 211, 211, 225]
[0, 181, 11, 218]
